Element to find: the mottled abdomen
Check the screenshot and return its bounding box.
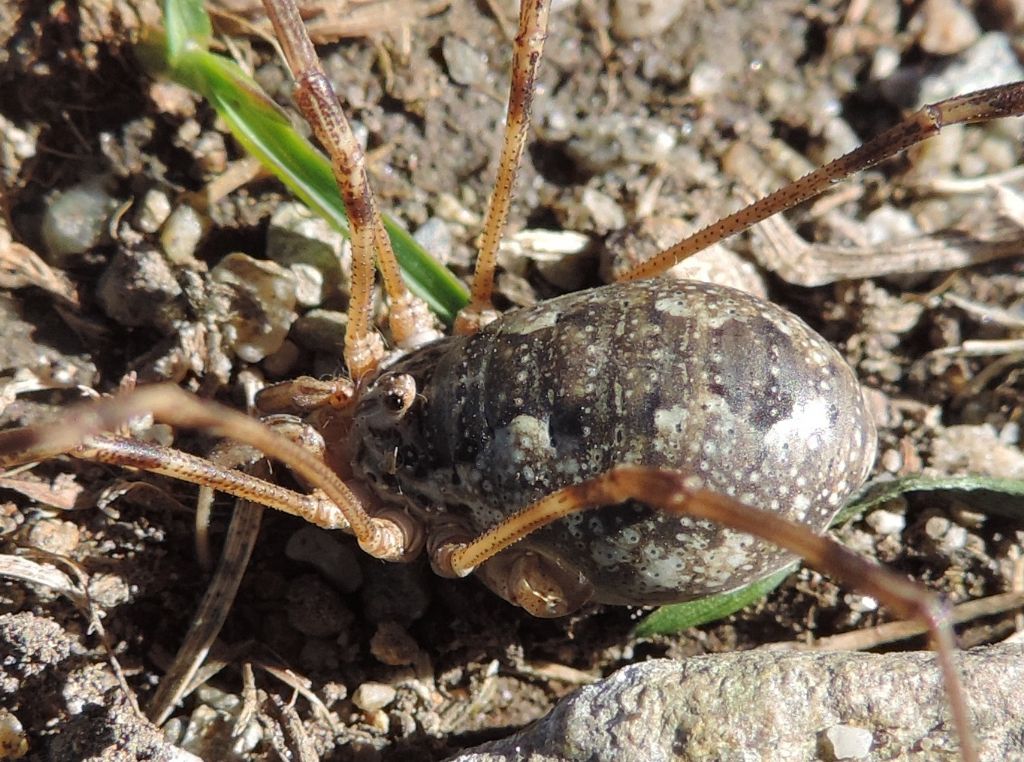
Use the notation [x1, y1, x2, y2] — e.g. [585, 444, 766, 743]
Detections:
[352, 278, 877, 606]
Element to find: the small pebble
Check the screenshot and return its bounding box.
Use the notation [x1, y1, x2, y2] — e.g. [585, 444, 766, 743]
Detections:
[865, 509, 905, 536]
[289, 262, 326, 307]
[26, 519, 80, 556]
[285, 525, 363, 593]
[413, 217, 454, 265]
[370, 621, 422, 666]
[87, 573, 132, 608]
[925, 515, 952, 540]
[611, 0, 688, 38]
[823, 724, 873, 759]
[40, 178, 118, 264]
[352, 682, 397, 713]
[266, 202, 348, 295]
[0, 708, 28, 759]
[134, 188, 172, 234]
[285, 574, 353, 638]
[291, 309, 347, 356]
[580, 187, 625, 232]
[442, 36, 488, 86]
[261, 338, 300, 379]
[1, 113, 38, 187]
[97, 245, 184, 331]
[160, 204, 206, 265]
[912, 0, 980, 56]
[211, 252, 298, 363]
[941, 524, 968, 551]
[193, 130, 227, 176]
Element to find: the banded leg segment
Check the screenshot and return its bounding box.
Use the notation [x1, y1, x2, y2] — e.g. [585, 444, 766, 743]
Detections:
[262, 0, 439, 377]
[0, 385, 414, 560]
[431, 464, 976, 762]
[455, 0, 552, 335]
[618, 82, 1024, 281]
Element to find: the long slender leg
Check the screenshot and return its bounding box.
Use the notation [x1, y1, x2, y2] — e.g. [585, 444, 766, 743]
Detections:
[618, 82, 1024, 281]
[454, 0, 551, 335]
[0, 385, 415, 560]
[262, 0, 439, 377]
[430, 464, 976, 762]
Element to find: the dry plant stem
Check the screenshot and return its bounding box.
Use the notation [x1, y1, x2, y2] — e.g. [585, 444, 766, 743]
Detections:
[789, 591, 1024, 653]
[148, 500, 264, 725]
[440, 464, 976, 762]
[261, 0, 434, 372]
[619, 82, 1024, 281]
[751, 206, 1024, 286]
[0, 385, 408, 559]
[456, 0, 551, 334]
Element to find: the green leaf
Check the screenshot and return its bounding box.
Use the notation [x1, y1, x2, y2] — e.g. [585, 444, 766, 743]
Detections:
[845, 474, 1024, 521]
[634, 562, 799, 637]
[147, 0, 468, 322]
[163, 0, 210, 63]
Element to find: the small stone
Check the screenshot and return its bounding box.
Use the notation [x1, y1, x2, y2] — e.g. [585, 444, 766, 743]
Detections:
[266, 202, 349, 297]
[285, 526, 363, 593]
[26, 519, 80, 555]
[567, 115, 676, 173]
[285, 574, 353, 638]
[193, 130, 227, 176]
[912, 0, 980, 56]
[291, 309, 347, 356]
[879, 448, 902, 474]
[600, 217, 766, 298]
[40, 178, 118, 264]
[611, 0, 688, 39]
[370, 621, 421, 666]
[352, 682, 397, 713]
[442, 36, 488, 86]
[924, 515, 951, 540]
[580, 187, 624, 233]
[96, 245, 184, 331]
[889, 33, 1024, 108]
[160, 204, 206, 266]
[210, 253, 298, 363]
[87, 573, 132, 608]
[823, 724, 873, 759]
[941, 524, 968, 551]
[289, 262, 325, 307]
[0, 113, 38, 188]
[413, 217, 454, 266]
[134, 188, 172, 234]
[689, 61, 725, 98]
[0, 708, 28, 759]
[261, 339, 300, 379]
[865, 509, 905, 536]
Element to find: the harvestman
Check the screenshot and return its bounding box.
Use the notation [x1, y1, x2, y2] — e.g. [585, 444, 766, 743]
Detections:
[5, 1, 1024, 759]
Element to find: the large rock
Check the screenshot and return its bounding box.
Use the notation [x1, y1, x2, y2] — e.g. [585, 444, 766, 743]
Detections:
[454, 646, 1024, 761]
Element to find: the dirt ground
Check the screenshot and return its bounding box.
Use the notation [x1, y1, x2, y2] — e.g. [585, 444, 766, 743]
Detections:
[2, 0, 1024, 759]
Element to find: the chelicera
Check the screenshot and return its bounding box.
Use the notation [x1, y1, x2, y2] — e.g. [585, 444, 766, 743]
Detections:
[4, 1, 1024, 759]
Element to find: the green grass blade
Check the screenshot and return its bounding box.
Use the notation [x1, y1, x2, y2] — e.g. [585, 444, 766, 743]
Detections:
[147, 0, 468, 322]
[845, 473, 1024, 521]
[163, 0, 210, 61]
[634, 562, 799, 636]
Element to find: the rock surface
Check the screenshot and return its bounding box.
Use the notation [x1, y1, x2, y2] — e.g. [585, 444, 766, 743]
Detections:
[454, 646, 1024, 761]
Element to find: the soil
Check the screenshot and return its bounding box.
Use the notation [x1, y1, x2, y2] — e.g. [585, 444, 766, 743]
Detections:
[2, 0, 1024, 760]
